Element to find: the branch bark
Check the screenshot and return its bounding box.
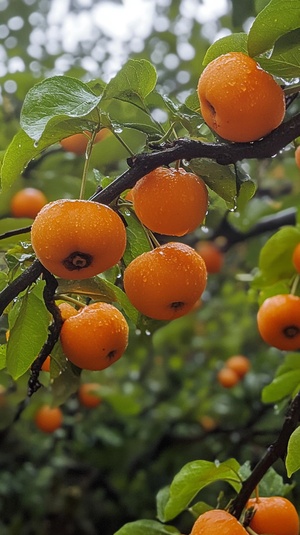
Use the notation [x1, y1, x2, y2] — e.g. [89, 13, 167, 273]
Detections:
[229, 391, 300, 519]
[90, 112, 300, 205]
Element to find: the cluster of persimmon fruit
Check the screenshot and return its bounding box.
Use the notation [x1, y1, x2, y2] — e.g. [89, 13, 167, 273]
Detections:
[217, 354, 251, 389]
[188, 495, 299, 535]
[8, 51, 290, 431]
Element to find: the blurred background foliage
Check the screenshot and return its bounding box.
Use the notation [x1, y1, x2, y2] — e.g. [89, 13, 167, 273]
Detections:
[0, 1, 300, 534]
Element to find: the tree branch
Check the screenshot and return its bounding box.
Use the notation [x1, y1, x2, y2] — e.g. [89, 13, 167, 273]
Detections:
[229, 391, 300, 519]
[0, 259, 43, 316]
[90, 113, 300, 205]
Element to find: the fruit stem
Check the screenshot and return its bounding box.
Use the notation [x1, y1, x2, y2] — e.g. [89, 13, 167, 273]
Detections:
[111, 129, 135, 157]
[79, 130, 98, 200]
[290, 274, 300, 295]
[54, 295, 85, 308]
[245, 528, 258, 535]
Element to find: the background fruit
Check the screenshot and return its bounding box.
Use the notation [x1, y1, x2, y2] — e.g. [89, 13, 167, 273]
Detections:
[247, 496, 299, 535]
[60, 129, 109, 155]
[10, 187, 47, 219]
[31, 199, 127, 280]
[34, 405, 63, 433]
[78, 383, 102, 408]
[257, 294, 300, 350]
[190, 509, 247, 535]
[60, 302, 129, 371]
[197, 52, 285, 142]
[217, 367, 240, 388]
[123, 242, 207, 320]
[195, 241, 224, 273]
[225, 355, 250, 378]
[131, 166, 208, 236]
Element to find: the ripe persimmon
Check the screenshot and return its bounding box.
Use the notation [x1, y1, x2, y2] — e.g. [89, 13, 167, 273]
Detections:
[78, 383, 102, 408]
[10, 187, 47, 219]
[60, 129, 109, 155]
[41, 356, 51, 372]
[58, 302, 79, 321]
[34, 404, 63, 433]
[60, 302, 129, 371]
[197, 52, 285, 142]
[131, 167, 208, 236]
[217, 367, 240, 388]
[123, 242, 207, 321]
[190, 509, 247, 535]
[257, 294, 300, 351]
[292, 242, 300, 272]
[225, 355, 251, 378]
[295, 146, 300, 169]
[31, 199, 127, 280]
[195, 241, 224, 273]
[246, 496, 299, 535]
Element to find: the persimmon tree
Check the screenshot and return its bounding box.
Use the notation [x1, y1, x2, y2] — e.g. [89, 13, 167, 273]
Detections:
[1, 1, 300, 534]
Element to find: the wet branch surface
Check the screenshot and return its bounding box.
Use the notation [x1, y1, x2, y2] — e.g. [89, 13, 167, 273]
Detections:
[229, 391, 300, 518]
[90, 112, 300, 204]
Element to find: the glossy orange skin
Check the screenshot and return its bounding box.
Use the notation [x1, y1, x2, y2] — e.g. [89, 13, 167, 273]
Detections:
[226, 355, 251, 378]
[123, 242, 207, 321]
[292, 243, 300, 272]
[295, 146, 300, 169]
[58, 302, 79, 321]
[60, 129, 109, 155]
[60, 302, 129, 371]
[197, 52, 285, 142]
[31, 199, 127, 280]
[10, 187, 47, 219]
[132, 167, 208, 236]
[190, 509, 247, 535]
[257, 294, 300, 351]
[41, 356, 51, 372]
[217, 367, 240, 388]
[195, 241, 224, 273]
[34, 405, 63, 433]
[247, 496, 299, 535]
[78, 383, 102, 408]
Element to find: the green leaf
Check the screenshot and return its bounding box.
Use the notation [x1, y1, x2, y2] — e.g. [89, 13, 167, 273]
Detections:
[0, 345, 6, 370]
[248, 0, 300, 57]
[1, 118, 97, 189]
[203, 33, 248, 66]
[56, 276, 139, 326]
[20, 75, 101, 141]
[286, 426, 300, 477]
[156, 459, 241, 522]
[258, 29, 300, 78]
[119, 205, 152, 266]
[6, 283, 49, 379]
[102, 59, 157, 106]
[190, 160, 255, 210]
[262, 370, 300, 403]
[50, 341, 81, 405]
[114, 519, 180, 535]
[257, 226, 300, 287]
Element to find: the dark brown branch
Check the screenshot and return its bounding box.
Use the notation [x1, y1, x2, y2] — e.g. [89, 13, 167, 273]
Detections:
[0, 259, 43, 316]
[90, 113, 300, 205]
[0, 225, 32, 241]
[28, 268, 62, 397]
[217, 207, 297, 251]
[229, 391, 300, 519]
